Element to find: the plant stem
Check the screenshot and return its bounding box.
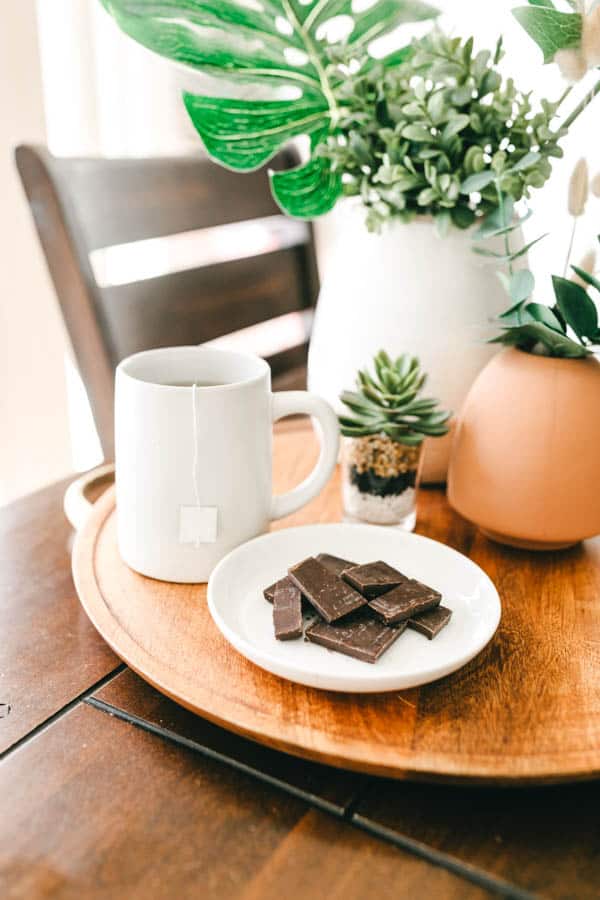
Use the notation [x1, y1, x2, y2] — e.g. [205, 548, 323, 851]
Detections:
[564, 216, 578, 277]
[562, 76, 600, 131]
[496, 180, 514, 277]
[556, 85, 573, 109]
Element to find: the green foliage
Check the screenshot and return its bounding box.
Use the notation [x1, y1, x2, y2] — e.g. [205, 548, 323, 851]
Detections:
[339, 351, 451, 446]
[472, 164, 600, 359]
[319, 32, 564, 232]
[99, 0, 438, 219]
[512, 3, 582, 62]
[552, 275, 600, 343]
[488, 239, 600, 359]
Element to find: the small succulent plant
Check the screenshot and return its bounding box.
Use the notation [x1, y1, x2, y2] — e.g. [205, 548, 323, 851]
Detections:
[339, 352, 451, 446]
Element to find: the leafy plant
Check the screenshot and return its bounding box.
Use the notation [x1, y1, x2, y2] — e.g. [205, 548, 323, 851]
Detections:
[473, 157, 600, 358]
[339, 351, 451, 445]
[99, 0, 439, 218]
[512, 1, 600, 126]
[99, 1, 600, 229]
[490, 265, 600, 357]
[320, 32, 565, 232]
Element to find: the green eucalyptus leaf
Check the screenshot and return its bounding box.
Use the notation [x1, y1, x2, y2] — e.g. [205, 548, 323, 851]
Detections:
[508, 233, 549, 261]
[441, 114, 470, 141]
[571, 265, 600, 294]
[509, 269, 535, 303]
[473, 246, 505, 259]
[435, 210, 452, 237]
[427, 90, 446, 124]
[451, 84, 473, 106]
[507, 150, 542, 173]
[402, 124, 434, 142]
[450, 205, 476, 229]
[460, 170, 496, 193]
[473, 196, 515, 239]
[492, 322, 589, 357]
[523, 302, 564, 331]
[512, 6, 582, 63]
[474, 209, 533, 240]
[498, 298, 527, 322]
[552, 275, 599, 341]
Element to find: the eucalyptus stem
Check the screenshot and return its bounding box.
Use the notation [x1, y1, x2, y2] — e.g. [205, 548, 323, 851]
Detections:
[563, 216, 578, 277]
[496, 180, 514, 277]
[562, 76, 600, 131]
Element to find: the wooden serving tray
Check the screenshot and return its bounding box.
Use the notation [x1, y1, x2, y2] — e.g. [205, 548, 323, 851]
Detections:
[72, 428, 600, 784]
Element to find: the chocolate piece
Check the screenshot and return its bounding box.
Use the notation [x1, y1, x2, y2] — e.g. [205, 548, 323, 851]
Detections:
[288, 557, 366, 623]
[315, 553, 356, 577]
[273, 582, 303, 641]
[264, 575, 294, 604]
[408, 605, 452, 640]
[342, 560, 410, 599]
[369, 579, 441, 625]
[306, 613, 407, 663]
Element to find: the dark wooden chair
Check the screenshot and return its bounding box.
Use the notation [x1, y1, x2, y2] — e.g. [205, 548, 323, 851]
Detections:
[15, 146, 319, 459]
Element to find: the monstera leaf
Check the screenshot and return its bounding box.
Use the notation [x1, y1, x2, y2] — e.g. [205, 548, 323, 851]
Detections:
[100, 0, 439, 217]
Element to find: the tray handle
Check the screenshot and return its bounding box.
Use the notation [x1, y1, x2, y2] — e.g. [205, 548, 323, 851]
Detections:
[64, 463, 115, 531]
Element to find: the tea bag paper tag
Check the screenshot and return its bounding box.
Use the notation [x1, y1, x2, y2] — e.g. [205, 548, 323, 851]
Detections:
[179, 506, 218, 544]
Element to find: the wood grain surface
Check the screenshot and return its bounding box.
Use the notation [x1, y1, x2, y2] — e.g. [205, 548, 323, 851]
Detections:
[72, 427, 600, 783]
[353, 778, 600, 899]
[91, 667, 363, 815]
[0, 479, 119, 755]
[239, 810, 494, 900]
[0, 702, 493, 900]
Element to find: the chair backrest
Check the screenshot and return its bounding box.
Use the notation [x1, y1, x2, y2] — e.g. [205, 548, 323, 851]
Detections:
[15, 146, 319, 458]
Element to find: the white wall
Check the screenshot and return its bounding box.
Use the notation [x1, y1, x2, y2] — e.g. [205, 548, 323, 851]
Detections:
[0, 1, 72, 505]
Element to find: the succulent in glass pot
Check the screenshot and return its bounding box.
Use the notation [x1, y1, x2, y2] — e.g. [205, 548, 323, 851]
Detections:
[339, 352, 451, 529]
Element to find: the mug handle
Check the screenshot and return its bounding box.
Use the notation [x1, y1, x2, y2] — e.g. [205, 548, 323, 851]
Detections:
[270, 392, 340, 520]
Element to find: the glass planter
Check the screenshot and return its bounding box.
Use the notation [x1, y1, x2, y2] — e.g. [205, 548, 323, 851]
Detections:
[341, 435, 424, 531]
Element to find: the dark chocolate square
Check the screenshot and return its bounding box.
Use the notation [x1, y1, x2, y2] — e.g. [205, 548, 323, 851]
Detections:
[273, 581, 303, 641]
[342, 560, 411, 598]
[315, 553, 356, 577]
[369, 579, 441, 625]
[408, 605, 452, 640]
[288, 557, 366, 623]
[264, 575, 295, 604]
[306, 614, 407, 664]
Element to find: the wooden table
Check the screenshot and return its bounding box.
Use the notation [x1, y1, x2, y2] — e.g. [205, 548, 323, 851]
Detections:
[2, 423, 600, 900]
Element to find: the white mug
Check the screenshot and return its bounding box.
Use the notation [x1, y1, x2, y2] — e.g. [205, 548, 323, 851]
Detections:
[115, 346, 340, 582]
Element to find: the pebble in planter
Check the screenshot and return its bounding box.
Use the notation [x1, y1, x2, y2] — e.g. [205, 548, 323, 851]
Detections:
[339, 352, 451, 530]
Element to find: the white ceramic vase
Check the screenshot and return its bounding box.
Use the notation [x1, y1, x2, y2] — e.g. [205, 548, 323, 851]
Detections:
[309, 205, 521, 482]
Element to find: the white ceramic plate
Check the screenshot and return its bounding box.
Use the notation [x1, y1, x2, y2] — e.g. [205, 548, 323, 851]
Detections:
[207, 524, 501, 693]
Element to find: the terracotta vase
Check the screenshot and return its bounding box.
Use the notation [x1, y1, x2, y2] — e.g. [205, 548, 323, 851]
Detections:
[447, 348, 600, 550]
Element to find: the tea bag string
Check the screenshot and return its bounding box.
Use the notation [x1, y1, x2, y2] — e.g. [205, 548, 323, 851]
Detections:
[192, 382, 202, 511]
